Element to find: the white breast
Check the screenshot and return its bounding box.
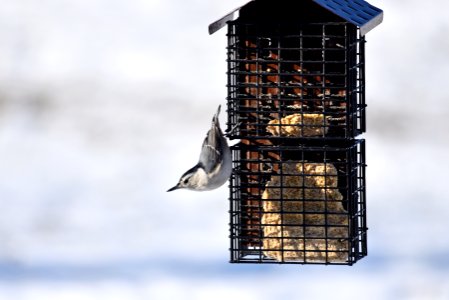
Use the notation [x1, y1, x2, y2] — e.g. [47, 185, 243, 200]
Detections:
[199, 148, 232, 191]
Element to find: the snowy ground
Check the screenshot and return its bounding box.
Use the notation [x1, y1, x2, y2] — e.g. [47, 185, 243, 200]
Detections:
[1, 0, 449, 299]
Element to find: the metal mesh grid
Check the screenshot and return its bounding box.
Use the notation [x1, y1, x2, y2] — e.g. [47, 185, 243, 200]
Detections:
[226, 21, 365, 140]
[229, 140, 367, 265]
[226, 20, 367, 265]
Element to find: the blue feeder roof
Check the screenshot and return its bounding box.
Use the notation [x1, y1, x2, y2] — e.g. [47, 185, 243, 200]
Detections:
[209, 0, 383, 36]
[314, 0, 383, 35]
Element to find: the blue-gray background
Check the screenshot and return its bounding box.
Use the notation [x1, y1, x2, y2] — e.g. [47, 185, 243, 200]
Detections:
[1, 0, 448, 299]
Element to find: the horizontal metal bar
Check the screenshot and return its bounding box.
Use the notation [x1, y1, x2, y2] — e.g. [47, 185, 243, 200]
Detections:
[228, 58, 347, 64]
[227, 46, 347, 51]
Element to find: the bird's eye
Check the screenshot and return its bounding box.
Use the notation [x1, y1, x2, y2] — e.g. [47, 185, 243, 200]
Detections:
[183, 178, 189, 184]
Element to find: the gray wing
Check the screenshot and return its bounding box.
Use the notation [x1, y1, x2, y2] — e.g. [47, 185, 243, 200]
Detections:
[199, 106, 226, 173]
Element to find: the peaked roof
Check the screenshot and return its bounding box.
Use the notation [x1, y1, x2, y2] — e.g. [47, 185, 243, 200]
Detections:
[209, 0, 383, 36]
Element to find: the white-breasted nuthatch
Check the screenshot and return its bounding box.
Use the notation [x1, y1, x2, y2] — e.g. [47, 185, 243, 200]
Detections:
[167, 105, 232, 192]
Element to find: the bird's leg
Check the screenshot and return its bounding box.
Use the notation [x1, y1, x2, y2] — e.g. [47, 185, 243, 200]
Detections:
[225, 122, 242, 138]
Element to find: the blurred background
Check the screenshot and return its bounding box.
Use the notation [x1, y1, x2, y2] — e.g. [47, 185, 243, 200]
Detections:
[1, 0, 449, 299]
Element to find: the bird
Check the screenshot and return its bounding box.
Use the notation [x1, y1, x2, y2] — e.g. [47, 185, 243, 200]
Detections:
[167, 105, 232, 192]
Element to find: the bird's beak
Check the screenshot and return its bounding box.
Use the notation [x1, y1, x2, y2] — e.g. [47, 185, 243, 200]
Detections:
[167, 184, 180, 192]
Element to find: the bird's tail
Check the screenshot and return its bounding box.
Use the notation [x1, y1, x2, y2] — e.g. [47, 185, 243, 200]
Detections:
[212, 105, 221, 128]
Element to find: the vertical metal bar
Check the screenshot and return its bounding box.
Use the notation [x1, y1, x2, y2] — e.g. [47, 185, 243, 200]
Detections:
[280, 147, 285, 262]
[353, 140, 361, 262]
[322, 24, 326, 116]
[227, 23, 234, 262]
[345, 142, 353, 263]
[360, 139, 368, 258]
[226, 23, 233, 135]
[344, 23, 350, 138]
[301, 150, 306, 263]
[323, 145, 329, 263]
[360, 32, 367, 133]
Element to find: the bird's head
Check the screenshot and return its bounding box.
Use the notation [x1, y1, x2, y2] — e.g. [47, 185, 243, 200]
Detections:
[167, 165, 207, 192]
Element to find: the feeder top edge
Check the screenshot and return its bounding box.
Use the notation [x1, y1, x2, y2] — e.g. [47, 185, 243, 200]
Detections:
[208, 0, 383, 36]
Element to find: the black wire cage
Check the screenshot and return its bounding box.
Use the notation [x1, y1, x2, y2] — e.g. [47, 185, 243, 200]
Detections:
[209, 0, 383, 265]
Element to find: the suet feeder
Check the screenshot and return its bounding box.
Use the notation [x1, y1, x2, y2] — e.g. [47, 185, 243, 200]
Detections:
[209, 0, 382, 265]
